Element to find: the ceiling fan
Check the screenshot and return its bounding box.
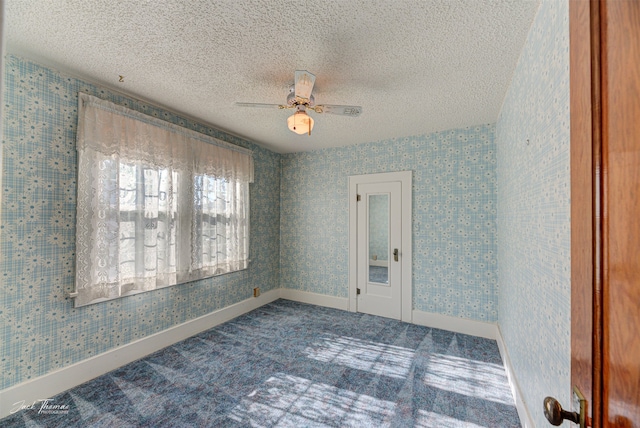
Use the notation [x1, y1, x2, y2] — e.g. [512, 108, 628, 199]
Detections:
[236, 70, 362, 135]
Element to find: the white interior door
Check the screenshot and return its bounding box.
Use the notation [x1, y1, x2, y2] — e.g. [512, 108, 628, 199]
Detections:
[356, 181, 402, 319]
[349, 171, 412, 322]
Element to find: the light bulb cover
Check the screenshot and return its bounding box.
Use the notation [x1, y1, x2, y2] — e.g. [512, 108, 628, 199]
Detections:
[287, 111, 314, 135]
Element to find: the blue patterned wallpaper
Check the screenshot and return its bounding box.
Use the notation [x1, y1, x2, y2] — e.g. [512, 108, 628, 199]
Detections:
[496, 0, 571, 426]
[0, 55, 281, 390]
[280, 125, 498, 321]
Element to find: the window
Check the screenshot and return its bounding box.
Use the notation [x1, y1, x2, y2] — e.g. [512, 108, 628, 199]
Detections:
[73, 93, 253, 307]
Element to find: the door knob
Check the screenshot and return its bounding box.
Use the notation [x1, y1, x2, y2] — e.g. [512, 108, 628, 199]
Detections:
[393, 248, 399, 262]
[543, 396, 579, 425]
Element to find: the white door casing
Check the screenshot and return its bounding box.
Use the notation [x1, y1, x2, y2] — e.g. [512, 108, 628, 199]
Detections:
[348, 171, 412, 322]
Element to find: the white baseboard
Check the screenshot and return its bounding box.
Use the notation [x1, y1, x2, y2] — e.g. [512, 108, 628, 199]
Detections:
[411, 309, 498, 339]
[280, 288, 349, 311]
[278, 293, 497, 341]
[496, 325, 534, 428]
[0, 288, 280, 419]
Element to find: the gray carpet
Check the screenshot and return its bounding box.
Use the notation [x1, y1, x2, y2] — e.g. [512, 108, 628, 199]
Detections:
[2, 299, 521, 427]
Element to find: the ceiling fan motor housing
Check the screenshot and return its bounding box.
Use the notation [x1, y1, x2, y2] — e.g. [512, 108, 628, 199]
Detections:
[287, 85, 315, 106]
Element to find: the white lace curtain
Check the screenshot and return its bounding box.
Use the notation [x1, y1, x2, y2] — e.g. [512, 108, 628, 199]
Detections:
[73, 93, 254, 307]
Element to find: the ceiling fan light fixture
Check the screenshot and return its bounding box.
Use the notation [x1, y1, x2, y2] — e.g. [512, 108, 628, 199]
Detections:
[287, 111, 314, 135]
[237, 70, 362, 136]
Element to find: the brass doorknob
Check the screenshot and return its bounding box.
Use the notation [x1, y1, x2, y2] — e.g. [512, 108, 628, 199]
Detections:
[543, 396, 579, 425]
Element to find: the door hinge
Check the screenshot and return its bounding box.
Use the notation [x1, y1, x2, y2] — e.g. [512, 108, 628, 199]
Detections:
[356, 194, 361, 202]
[356, 288, 361, 295]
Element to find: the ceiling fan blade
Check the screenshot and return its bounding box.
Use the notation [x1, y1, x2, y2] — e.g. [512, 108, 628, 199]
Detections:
[236, 102, 290, 109]
[313, 104, 363, 117]
[294, 70, 316, 101]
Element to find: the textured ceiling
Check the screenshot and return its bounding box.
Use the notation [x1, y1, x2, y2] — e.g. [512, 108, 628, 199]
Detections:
[6, 0, 539, 154]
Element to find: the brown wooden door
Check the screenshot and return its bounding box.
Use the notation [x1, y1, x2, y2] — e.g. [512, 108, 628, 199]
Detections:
[569, 1, 640, 427]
